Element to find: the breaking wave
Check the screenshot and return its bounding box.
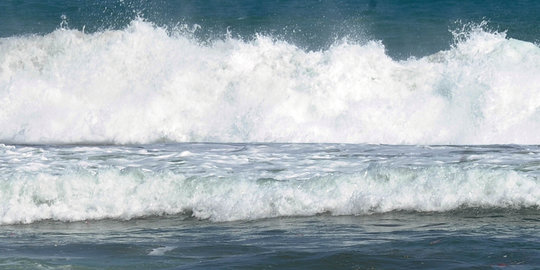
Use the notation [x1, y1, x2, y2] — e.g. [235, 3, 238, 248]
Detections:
[1, 19, 539, 144]
[1, 166, 538, 224]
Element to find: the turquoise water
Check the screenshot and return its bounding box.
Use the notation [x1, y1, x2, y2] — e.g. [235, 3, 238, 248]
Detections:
[1, 1, 539, 269]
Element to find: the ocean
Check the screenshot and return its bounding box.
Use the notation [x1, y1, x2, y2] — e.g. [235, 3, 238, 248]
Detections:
[0, 0, 539, 269]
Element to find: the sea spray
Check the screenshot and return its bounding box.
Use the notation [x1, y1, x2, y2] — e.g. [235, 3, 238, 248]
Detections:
[1, 19, 539, 145]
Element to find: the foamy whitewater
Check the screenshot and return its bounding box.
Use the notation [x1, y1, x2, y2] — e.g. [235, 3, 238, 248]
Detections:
[1, 19, 539, 145]
[1, 143, 538, 225]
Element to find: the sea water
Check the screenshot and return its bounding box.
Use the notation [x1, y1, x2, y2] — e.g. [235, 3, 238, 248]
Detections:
[0, 0, 539, 269]
[1, 143, 538, 268]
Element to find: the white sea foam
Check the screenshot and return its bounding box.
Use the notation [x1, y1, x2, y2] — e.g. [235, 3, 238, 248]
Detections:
[0, 166, 537, 225]
[0, 19, 539, 144]
[148, 246, 176, 256]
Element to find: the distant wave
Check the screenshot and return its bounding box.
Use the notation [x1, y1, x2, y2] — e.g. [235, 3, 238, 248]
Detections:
[0, 165, 537, 224]
[1, 19, 539, 144]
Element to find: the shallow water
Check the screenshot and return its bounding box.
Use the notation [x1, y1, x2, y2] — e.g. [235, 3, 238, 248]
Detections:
[1, 210, 538, 269]
[0, 143, 539, 268]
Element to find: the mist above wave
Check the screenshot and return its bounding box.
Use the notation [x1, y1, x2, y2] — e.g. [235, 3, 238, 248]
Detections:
[1, 19, 539, 144]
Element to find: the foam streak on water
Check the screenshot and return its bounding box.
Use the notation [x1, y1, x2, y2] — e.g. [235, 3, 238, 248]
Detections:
[1, 19, 539, 145]
[1, 143, 538, 225]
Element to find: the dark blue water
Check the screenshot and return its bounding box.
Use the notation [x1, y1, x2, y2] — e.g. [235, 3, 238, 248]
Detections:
[1, 0, 539, 58]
